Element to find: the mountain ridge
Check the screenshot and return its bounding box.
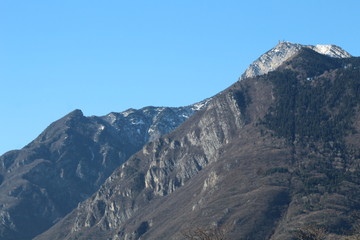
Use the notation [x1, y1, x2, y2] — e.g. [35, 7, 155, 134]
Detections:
[0, 100, 209, 240]
[36, 47, 360, 240]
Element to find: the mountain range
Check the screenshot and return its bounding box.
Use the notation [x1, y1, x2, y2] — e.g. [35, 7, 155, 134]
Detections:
[1, 42, 359, 240]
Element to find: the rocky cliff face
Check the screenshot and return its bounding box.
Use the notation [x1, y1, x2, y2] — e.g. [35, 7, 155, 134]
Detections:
[36, 47, 360, 240]
[35, 76, 262, 240]
[0, 101, 208, 240]
[241, 41, 351, 79]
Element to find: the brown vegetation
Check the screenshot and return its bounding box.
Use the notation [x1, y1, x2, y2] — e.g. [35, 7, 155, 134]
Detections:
[293, 224, 327, 240]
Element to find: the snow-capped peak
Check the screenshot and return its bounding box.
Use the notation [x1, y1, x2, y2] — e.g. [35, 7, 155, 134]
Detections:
[309, 44, 352, 58]
[240, 41, 351, 80]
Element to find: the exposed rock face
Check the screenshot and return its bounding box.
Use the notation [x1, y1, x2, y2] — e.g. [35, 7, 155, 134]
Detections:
[0, 101, 208, 240]
[36, 78, 261, 240]
[36, 48, 360, 240]
[241, 41, 351, 79]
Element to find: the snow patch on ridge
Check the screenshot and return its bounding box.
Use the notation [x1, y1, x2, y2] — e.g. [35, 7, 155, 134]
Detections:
[241, 41, 352, 80]
[191, 98, 212, 111]
[310, 44, 352, 58]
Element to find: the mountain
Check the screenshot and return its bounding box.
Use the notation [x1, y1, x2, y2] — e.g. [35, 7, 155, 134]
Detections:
[0, 101, 209, 240]
[35, 44, 360, 240]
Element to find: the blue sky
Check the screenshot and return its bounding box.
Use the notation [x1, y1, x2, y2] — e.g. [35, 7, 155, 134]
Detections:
[1, 0, 360, 155]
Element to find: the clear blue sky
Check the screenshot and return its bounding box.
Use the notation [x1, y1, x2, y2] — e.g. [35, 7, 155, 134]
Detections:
[1, 0, 360, 155]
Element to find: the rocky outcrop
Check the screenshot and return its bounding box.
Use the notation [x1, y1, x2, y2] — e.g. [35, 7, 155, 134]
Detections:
[0, 101, 208, 240]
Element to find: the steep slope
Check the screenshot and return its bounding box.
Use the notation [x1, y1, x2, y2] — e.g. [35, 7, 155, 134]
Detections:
[36, 48, 360, 240]
[0, 102, 208, 240]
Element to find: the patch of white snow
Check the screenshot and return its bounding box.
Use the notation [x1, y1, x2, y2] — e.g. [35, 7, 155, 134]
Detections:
[241, 41, 352, 80]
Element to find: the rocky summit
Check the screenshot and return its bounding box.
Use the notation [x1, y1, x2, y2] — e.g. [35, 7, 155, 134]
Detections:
[241, 41, 351, 79]
[1, 42, 360, 240]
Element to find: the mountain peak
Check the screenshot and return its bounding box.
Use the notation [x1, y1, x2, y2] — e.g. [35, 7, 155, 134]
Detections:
[66, 109, 84, 117]
[241, 41, 351, 79]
